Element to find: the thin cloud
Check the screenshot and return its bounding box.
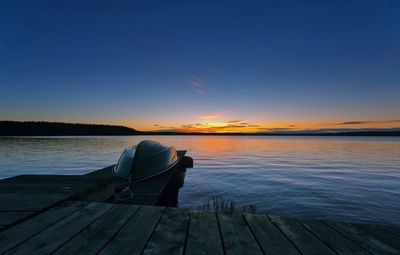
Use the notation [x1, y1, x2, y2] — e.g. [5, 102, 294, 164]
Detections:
[189, 77, 206, 95]
[336, 119, 400, 125]
[181, 124, 194, 128]
[178, 120, 263, 133]
[226, 120, 243, 124]
[257, 127, 295, 132]
[198, 112, 226, 119]
[151, 125, 178, 132]
[340, 121, 371, 125]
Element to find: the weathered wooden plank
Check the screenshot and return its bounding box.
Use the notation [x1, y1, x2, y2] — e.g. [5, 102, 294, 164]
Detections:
[354, 224, 400, 251]
[0, 172, 113, 221]
[0, 175, 79, 183]
[381, 226, 400, 238]
[185, 210, 224, 255]
[218, 213, 263, 255]
[0, 211, 36, 226]
[270, 215, 336, 255]
[0, 175, 102, 185]
[123, 194, 161, 205]
[142, 207, 190, 255]
[71, 181, 114, 202]
[0, 176, 108, 198]
[1, 174, 102, 180]
[0, 180, 100, 186]
[99, 205, 165, 255]
[54, 204, 140, 255]
[0, 192, 73, 201]
[299, 219, 372, 254]
[84, 165, 118, 180]
[6, 202, 114, 255]
[0, 181, 101, 187]
[0, 182, 106, 198]
[130, 181, 168, 194]
[0, 186, 79, 192]
[0, 198, 65, 211]
[325, 221, 399, 255]
[244, 214, 300, 255]
[0, 202, 86, 253]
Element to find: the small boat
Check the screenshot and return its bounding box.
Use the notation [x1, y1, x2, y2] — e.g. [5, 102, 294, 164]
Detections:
[113, 140, 179, 183]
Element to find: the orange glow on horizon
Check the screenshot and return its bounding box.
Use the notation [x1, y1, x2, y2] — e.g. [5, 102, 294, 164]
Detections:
[139, 119, 400, 133]
[86, 115, 400, 133]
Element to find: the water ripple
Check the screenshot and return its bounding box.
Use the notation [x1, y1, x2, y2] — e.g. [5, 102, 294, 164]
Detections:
[1, 135, 400, 226]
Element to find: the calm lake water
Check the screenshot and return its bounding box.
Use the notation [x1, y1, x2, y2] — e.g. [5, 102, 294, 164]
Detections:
[1, 136, 399, 226]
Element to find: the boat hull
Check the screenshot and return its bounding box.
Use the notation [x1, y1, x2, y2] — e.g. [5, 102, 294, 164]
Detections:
[113, 140, 179, 182]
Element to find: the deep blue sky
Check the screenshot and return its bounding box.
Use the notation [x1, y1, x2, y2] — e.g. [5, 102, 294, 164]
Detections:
[1, 1, 399, 131]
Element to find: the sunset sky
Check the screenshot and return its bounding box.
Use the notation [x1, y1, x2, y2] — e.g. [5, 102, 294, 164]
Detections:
[1, 1, 400, 133]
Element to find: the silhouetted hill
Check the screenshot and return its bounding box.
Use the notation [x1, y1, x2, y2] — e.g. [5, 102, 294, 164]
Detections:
[0, 121, 140, 136]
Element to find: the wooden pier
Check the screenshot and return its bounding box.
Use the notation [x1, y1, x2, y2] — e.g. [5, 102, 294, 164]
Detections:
[0, 201, 399, 254]
[0, 174, 113, 230]
[0, 150, 189, 230]
[1, 150, 399, 254]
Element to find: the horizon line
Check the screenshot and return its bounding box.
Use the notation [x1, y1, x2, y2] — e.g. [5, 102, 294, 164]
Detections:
[1, 120, 400, 136]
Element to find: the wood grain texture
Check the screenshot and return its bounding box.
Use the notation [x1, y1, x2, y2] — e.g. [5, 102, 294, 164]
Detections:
[299, 219, 372, 255]
[142, 207, 190, 255]
[218, 213, 263, 255]
[325, 220, 400, 255]
[0, 198, 64, 211]
[0, 211, 36, 226]
[244, 213, 300, 255]
[185, 210, 224, 255]
[6, 202, 113, 255]
[0, 201, 86, 253]
[0, 172, 115, 233]
[353, 223, 400, 251]
[270, 215, 336, 255]
[99, 205, 165, 255]
[54, 204, 140, 255]
[381, 226, 400, 238]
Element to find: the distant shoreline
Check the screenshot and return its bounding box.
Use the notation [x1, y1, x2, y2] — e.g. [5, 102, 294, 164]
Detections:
[1, 121, 400, 137]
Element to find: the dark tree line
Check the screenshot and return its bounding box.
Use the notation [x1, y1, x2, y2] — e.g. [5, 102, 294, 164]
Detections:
[1, 121, 399, 136]
[0, 121, 140, 136]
